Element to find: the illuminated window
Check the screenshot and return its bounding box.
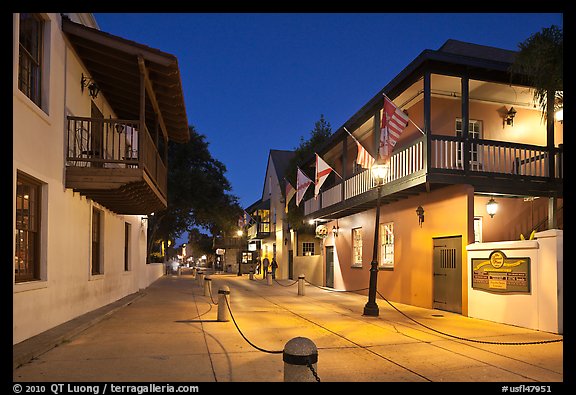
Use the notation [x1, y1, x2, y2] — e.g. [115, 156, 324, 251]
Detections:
[15, 173, 42, 282]
[352, 227, 362, 267]
[380, 222, 394, 269]
[91, 208, 103, 275]
[302, 242, 315, 256]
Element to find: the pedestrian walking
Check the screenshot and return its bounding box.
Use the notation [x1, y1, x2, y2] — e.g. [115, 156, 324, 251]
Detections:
[262, 257, 270, 279]
[255, 257, 261, 275]
[271, 258, 278, 279]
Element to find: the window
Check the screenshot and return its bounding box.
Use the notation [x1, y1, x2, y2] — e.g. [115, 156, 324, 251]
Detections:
[18, 13, 43, 107]
[91, 208, 103, 275]
[302, 242, 315, 256]
[15, 173, 42, 282]
[380, 222, 394, 269]
[456, 119, 483, 170]
[124, 222, 131, 271]
[352, 228, 363, 267]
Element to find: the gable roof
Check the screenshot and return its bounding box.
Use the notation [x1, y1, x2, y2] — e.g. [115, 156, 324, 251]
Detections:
[269, 149, 296, 182]
[438, 39, 516, 65]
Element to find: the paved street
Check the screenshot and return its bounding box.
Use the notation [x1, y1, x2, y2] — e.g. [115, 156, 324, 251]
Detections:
[14, 271, 564, 383]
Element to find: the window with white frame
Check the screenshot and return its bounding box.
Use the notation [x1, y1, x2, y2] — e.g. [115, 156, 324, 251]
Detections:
[380, 222, 394, 269]
[18, 13, 44, 107]
[352, 227, 363, 267]
[302, 242, 315, 256]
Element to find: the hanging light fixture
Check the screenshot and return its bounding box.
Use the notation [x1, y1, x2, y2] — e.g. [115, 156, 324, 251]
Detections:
[81, 73, 100, 99]
[486, 198, 499, 218]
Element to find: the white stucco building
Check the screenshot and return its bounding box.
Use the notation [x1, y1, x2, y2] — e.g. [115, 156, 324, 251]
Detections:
[13, 13, 189, 344]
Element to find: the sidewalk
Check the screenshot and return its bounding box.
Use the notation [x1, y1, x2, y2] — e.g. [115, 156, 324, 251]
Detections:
[13, 272, 564, 383]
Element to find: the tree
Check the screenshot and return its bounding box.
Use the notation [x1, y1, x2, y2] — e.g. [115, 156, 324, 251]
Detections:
[509, 25, 563, 120]
[285, 114, 333, 231]
[147, 125, 243, 261]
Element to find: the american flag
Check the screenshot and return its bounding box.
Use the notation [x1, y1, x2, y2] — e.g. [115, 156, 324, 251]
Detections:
[356, 141, 375, 169]
[379, 96, 409, 160]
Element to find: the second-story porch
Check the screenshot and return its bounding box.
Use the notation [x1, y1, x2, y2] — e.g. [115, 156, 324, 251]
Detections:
[303, 40, 563, 221]
[304, 134, 563, 220]
[62, 16, 189, 215]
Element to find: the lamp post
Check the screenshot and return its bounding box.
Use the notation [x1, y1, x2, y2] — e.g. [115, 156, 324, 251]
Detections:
[363, 159, 389, 317]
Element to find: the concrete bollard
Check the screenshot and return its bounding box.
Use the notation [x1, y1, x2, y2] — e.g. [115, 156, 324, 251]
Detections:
[298, 274, 305, 296]
[283, 337, 319, 382]
[197, 271, 204, 286]
[267, 273, 273, 286]
[217, 285, 231, 322]
[191, 267, 196, 278]
[204, 275, 212, 297]
[249, 269, 254, 281]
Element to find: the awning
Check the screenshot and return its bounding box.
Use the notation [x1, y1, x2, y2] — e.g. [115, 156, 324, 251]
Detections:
[62, 16, 190, 143]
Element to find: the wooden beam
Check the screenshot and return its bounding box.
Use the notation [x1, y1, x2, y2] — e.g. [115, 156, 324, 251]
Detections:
[138, 56, 169, 142]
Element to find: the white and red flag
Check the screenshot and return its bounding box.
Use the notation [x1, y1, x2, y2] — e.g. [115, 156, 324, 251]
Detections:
[356, 141, 375, 169]
[379, 95, 409, 161]
[284, 178, 296, 213]
[314, 153, 335, 198]
[296, 167, 313, 207]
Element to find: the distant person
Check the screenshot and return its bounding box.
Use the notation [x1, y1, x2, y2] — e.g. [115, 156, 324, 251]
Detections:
[271, 258, 278, 279]
[262, 257, 270, 278]
[171, 259, 179, 275]
[255, 257, 261, 275]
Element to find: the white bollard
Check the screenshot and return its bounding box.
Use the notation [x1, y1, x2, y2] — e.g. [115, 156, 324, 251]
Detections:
[249, 269, 254, 280]
[197, 271, 204, 286]
[298, 274, 305, 296]
[283, 337, 319, 382]
[204, 275, 211, 297]
[217, 285, 231, 322]
[267, 273, 273, 286]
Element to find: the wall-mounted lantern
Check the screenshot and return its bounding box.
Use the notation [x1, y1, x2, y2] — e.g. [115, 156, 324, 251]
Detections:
[486, 198, 499, 218]
[503, 107, 517, 127]
[81, 73, 100, 99]
[416, 206, 425, 227]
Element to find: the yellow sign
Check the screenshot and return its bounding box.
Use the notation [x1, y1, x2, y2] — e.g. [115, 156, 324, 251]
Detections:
[471, 250, 530, 293]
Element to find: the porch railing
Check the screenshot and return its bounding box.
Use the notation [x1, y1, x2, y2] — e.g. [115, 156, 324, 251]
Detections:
[66, 116, 167, 196]
[431, 136, 563, 178]
[305, 134, 562, 217]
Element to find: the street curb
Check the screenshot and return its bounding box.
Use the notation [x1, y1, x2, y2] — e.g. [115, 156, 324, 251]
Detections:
[13, 290, 146, 371]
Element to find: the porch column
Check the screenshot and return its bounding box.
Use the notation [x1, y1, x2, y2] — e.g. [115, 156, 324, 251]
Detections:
[461, 75, 470, 174]
[548, 197, 558, 229]
[341, 135, 347, 202]
[139, 63, 146, 169]
[546, 89, 555, 179]
[423, 72, 431, 169]
[373, 109, 381, 160]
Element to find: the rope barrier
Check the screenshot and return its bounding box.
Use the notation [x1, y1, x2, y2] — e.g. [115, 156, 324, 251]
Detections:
[299, 278, 562, 346]
[224, 296, 283, 354]
[375, 291, 563, 345]
[273, 278, 299, 287]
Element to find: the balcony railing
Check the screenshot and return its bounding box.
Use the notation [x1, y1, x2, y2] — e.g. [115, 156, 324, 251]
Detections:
[304, 135, 562, 217]
[431, 136, 563, 178]
[66, 116, 167, 197]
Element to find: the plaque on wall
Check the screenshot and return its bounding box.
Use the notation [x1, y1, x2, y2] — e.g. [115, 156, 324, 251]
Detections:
[471, 250, 530, 293]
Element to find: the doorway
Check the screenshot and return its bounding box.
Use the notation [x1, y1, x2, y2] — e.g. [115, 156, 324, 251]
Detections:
[432, 236, 462, 314]
[325, 246, 334, 288]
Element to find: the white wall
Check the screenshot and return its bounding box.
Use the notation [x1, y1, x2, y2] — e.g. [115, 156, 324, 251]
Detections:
[13, 13, 162, 345]
[466, 230, 563, 334]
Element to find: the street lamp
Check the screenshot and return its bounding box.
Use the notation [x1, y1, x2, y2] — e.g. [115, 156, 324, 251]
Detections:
[363, 159, 389, 316]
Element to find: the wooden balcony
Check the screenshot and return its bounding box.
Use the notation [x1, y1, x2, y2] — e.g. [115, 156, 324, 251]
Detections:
[65, 116, 167, 215]
[304, 135, 563, 219]
[247, 222, 270, 240]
